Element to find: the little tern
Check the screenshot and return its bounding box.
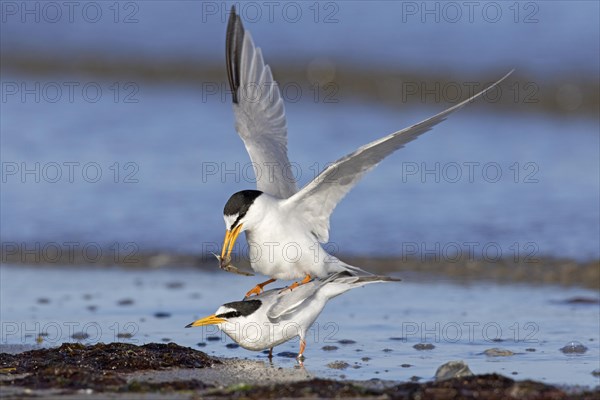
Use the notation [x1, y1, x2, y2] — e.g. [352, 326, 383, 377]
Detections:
[218, 6, 513, 296]
[186, 272, 399, 359]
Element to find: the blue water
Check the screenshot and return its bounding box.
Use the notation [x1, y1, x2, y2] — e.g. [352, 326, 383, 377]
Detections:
[1, 0, 599, 260]
[1, 74, 598, 259]
[1, 1, 598, 77]
[1, 265, 598, 386]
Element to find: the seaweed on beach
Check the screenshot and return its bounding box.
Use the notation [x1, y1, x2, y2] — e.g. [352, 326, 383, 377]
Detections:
[1, 344, 598, 398]
[385, 374, 582, 400]
[215, 375, 598, 399]
[0, 342, 219, 391]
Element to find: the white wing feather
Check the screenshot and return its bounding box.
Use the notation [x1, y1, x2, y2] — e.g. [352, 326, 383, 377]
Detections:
[228, 10, 297, 199]
[265, 282, 320, 322]
[283, 71, 514, 242]
[265, 273, 399, 322]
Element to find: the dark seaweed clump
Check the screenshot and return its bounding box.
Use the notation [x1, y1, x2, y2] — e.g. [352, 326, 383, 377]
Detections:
[385, 374, 582, 400]
[220, 375, 598, 399]
[0, 342, 219, 391]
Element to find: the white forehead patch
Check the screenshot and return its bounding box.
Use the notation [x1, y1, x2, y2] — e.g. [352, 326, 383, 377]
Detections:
[224, 214, 238, 230]
[216, 306, 235, 315]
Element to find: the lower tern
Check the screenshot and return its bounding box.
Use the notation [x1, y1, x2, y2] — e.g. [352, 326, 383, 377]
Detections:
[186, 272, 399, 359]
[218, 7, 513, 296]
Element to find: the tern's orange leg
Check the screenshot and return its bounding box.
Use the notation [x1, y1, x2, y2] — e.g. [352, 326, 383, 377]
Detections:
[298, 339, 306, 359]
[245, 279, 276, 297]
[280, 274, 312, 293]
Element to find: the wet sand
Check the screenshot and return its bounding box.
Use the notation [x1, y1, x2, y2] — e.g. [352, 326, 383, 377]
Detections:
[3, 53, 599, 117]
[2, 248, 598, 289]
[1, 342, 598, 399]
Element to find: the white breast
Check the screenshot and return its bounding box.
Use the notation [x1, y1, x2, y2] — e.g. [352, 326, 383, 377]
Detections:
[218, 294, 327, 351]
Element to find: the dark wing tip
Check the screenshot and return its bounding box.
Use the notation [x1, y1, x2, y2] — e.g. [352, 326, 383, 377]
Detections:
[384, 276, 402, 282]
[357, 275, 402, 283]
[185, 322, 193, 328]
[226, 6, 245, 104]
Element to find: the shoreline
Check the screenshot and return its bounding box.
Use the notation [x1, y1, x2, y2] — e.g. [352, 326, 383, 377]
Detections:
[2, 54, 599, 117]
[2, 250, 598, 289]
[1, 342, 598, 399]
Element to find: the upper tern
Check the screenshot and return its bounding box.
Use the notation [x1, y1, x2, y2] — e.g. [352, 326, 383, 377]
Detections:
[186, 272, 399, 359]
[218, 6, 513, 296]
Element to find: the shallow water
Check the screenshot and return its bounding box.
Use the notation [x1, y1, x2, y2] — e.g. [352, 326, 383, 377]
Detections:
[1, 73, 598, 261]
[2, 2, 600, 263]
[1, 265, 598, 387]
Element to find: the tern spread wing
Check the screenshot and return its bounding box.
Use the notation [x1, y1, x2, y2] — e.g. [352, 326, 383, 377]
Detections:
[226, 8, 297, 199]
[284, 70, 514, 243]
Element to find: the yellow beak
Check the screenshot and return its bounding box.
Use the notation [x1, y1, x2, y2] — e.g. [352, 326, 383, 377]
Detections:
[185, 314, 226, 328]
[220, 223, 243, 261]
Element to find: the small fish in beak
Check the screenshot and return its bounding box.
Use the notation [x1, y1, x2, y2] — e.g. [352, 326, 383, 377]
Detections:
[212, 253, 254, 276]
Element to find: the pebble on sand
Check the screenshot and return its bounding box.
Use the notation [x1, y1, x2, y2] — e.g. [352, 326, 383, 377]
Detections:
[560, 341, 588, 354]
[413, 343, 435, 350]
[562, 296, 600, 305]
[435, 360, 474, 381]
[483, 348, 515, 357]
[71, 332, 89, 340]
[327, 361, 350, 370]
